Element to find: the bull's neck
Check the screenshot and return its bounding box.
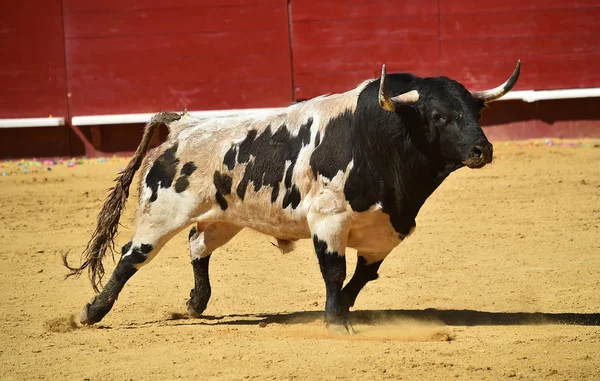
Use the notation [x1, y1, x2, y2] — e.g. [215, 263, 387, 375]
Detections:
[381, 139, 455, 235]
[346, 114, 456, 236]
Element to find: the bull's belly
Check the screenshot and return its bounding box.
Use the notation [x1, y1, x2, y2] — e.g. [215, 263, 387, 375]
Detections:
[214, 198, 404, 254]
[236, 217, 311, 241]
[217, 200, 312, 241]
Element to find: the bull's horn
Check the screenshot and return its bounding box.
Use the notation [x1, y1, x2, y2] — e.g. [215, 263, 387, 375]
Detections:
[379, 64, 419, 112]
[379, 65, 396, 111]
[471, 60, 521, 103]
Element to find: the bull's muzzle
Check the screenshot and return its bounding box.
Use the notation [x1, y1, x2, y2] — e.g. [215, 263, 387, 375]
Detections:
[463, 142, 493, 168]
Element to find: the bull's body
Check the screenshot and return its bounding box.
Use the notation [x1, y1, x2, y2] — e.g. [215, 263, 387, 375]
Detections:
[66, 62, 520, 332]
[143, 84, 403, 258]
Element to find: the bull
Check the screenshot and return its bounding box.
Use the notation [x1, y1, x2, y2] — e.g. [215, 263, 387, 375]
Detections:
[64, 61, 521, 333]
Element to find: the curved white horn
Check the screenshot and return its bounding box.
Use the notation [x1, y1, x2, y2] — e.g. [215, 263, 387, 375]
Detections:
[471, 60, 521, 103]
[392, 90, 419, 105]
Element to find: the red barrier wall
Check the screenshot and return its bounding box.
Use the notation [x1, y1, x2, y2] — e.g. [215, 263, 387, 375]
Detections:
[0, 0, 68, 119]
[290, 0, 441, 100]
[62, 0, 293, 116]
[439, 0, 600, 90]
[0, 0, 72, 157]
[290, 0, 600, 99]
[0, 0, 599, 158]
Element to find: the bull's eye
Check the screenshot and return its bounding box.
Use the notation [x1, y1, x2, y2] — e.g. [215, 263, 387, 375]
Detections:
[432, 112, 446, 124]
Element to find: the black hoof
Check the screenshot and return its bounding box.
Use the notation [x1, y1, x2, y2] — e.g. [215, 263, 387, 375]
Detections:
[186, 289, 210, 318]
[79, 296, 115, 325]
[80, 303, 93, 325]
[324, 312, 353, 335]
[326, 321, 355, 335]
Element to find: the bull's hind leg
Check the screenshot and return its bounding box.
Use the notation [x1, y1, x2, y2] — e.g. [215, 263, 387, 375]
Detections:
[80, 217, 191, 325]
[340, 252, 388, 316]
[187, 222, 241, 317]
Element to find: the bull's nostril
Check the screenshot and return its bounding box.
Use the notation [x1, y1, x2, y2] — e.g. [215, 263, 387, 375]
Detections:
[473, 146, 484, 159]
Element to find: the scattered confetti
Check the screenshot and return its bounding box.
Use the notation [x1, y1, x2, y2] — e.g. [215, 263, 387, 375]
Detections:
[0, 156, 126, 176]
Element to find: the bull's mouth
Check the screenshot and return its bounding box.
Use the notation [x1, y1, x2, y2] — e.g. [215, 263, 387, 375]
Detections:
[462, 154, 492, 169]
[462, 144, 493, 169]
[462, 158, 488, 169]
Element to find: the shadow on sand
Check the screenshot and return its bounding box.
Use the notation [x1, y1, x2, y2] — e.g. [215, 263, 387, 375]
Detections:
[131, 308, 600, 329]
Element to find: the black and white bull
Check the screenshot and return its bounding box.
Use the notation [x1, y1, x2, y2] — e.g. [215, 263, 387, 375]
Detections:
[64, 61, 521, 333]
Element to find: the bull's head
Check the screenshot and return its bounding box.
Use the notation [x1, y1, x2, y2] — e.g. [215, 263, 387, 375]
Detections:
[378, 61, 521, 169]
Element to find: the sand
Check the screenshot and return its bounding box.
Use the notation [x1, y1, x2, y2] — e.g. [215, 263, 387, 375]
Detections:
[1, 140, 599, 380]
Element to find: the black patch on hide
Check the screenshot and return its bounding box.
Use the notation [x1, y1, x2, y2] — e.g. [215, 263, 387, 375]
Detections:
[223, 119, 313, 209]
[145, 144, 180, 202]
[213, 171, 233, 210]
[309, 111, 354, 180]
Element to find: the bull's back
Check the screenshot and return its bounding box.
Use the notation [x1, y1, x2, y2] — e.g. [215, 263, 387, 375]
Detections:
[156, 111, 321, 240]
[139, 86, 365, 240]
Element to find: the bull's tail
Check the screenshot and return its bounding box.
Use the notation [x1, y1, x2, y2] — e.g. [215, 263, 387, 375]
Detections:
[63, 111, 181, 293]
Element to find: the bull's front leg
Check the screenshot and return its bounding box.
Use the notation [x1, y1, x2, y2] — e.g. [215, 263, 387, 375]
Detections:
[309, 211, 352, 334]
[340, 253, 387, 316]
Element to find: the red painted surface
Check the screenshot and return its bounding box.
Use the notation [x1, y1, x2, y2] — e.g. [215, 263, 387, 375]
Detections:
[439, 0, 600, 14]
[0, 0, 599, 158]
[291, 0, 440, 100]
[482, 98, 600, 141]
[0, 127, 72, 158]
[439, 1, 600, 90]
[63, 0, 293, 116]
[0, 0, 68, 119]
[292, 0, 600, 97]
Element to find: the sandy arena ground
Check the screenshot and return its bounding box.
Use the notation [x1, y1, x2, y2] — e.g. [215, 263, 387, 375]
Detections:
[1, 140, 599, 380]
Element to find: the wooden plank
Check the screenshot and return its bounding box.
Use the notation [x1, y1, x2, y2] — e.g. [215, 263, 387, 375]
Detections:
[0, 1, 63, 33]
[0, 36, 65, 68]
[0, 66, 66, 87]
[291, 15, 440, 99]
[439, 1, 600, 91]
[440, 0, 600, 14]
[0, 118, 64, 128]
[68, 76, 292, 116]
[442, 55, 600, 90]
[62, 0, 283, 13]
[294, 66, 440, 101]
[294, 42, 439, 74]
[63, 5, 288, 38]
[441, 8, 600, 39]
[480, 97, 600, 141]
[0, 90, 67, 119]
[67, 54, 291, 85]
[293, 17, 439, 45]
[65, 37, 292, 115]
[63, 0, 293, 115]
[0, 67, 67, 117]
[291, 0, 437, 21]
[441, 35, 599, 63]
[65, 32, 288, 65]
[0, 127, 72, 158]
[484, 120, 600, 141]
[0, 1, 67, 119]
[0, 2, 65, 67]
